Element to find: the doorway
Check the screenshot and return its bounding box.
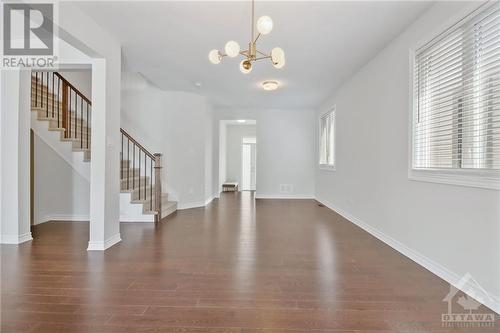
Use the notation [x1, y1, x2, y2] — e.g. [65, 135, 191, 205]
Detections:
[241, 137, 256, 191]
[218, 120, 257, 194]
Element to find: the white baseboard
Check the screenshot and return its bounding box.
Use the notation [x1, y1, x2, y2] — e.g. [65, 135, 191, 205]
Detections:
[37, 214, 155, 224]
[130, 193, 216, 212]
[120, 216, 154, 223]
[87, 233, 121, 251]
[205, 194, 217, 206]
[255, 194, 315, 199]
[36, 214, 90, 225]
[177, 201, 206, 210]
[177, 194, 217, 210]
[0, 232, 33, 244]
[316, 196, 500, 315]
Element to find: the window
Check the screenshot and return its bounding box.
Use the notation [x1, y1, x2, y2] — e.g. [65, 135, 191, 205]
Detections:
[242, 137, 256, 144]
[411, 2, 500, 189]
[319, 108, 335, 168]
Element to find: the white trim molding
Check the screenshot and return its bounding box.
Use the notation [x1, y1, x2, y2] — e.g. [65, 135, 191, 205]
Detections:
[36, 214, 90, 225]
[176, 194, 218, 210]
[316, 196, 500, 315]
[205, 194, 216, 206]
[87, 233, 121, 251]
[255, 194, 315, 199]
[120, 216, 154, 223]
[177, 201, 207, 210]
[409, 169, 500, 191]
[0, 232, 33, 244]
[318, 165, 336, 172]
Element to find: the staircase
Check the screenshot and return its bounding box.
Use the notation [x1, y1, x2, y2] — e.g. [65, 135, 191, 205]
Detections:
[31, 71, 177, 222]
[119, 129, 177, 221]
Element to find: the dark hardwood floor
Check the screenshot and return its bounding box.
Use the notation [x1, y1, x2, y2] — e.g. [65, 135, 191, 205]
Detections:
[1, 192, 498, 332]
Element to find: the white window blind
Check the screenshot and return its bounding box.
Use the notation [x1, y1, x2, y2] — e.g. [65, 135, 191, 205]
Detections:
[413, 2, 500, 170]
[319, 109, 335, 167]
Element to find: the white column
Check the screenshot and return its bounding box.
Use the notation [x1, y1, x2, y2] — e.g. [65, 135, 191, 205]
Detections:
[0, 69, 32, 244]
[87, 59, 121, 251]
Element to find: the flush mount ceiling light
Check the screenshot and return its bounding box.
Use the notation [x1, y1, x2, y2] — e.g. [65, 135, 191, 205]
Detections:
[208, 0, 285, 74]
[262, 80, 279, 91]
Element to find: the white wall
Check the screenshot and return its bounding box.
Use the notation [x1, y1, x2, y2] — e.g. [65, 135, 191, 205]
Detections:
[315, 1, 500, 307]
[121, 72, 215, 208]
[225, 124, 257, 187]
[218, 121, 227, 194]
[204, 108, 215, 202]
[33, 134, 90, 224]
[58, 69, 92, 99]
[0, 37, 94, 244]
[214, 108, 315, 198]
[59, 3, 122, 250]
[0, 70, 32, 244]
[122, 75, 316, 205]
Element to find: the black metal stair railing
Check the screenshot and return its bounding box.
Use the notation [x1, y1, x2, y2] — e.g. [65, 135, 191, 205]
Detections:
[120, 128, 162, 222]
[31, 71, 92, 150]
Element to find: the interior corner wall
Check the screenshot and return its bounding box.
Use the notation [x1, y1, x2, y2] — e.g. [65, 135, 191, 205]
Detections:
[214, 108, 315, 198]
[204, 105, 216, 203]
[121, 73, 215, 209]
[33, 134, 90, 224]
[314, 1, 500, 302]
[217, 121, 227, 195]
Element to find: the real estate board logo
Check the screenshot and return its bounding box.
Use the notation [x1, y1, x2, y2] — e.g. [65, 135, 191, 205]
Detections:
[2, 2, 56, 68]
[442, 273, 497, 328]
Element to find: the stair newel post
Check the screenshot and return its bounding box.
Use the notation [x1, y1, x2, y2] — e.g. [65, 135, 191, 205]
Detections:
[61, 80, 68, 138]
[154, 153, 162, 223]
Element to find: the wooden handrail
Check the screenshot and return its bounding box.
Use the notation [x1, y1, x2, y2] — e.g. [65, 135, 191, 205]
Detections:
[32, 71, 163, 222]
[54, 72, 92, 105]
[120, 128, 155, 159]
[31, 71, 92, 147]
[120, 128, 162, 222]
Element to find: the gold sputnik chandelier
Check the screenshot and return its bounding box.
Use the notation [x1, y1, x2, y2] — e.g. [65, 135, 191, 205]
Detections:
[208, 0, 285, 74]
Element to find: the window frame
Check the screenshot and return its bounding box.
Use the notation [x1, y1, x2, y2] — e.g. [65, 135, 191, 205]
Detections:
[318, 107, 336, 171]
[408, 2, 500, 190]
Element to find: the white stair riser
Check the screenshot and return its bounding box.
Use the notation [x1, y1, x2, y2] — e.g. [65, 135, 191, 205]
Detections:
[32, 77, 177, 222]
[31, 111, 90, 181]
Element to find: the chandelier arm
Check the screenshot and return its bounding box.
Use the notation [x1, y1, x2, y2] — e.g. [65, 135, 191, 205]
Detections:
[256, 50, 270, 57]
[254, 33, 262, 44]
[254, 56, 272, 61]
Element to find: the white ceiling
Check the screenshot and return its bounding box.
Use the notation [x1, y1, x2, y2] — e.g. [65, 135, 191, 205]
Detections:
[76, 1, 433, 109]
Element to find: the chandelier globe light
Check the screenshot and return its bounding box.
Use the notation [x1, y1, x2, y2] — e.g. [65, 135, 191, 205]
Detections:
[225, 41, 240, 58]
[257, 16, 273, 35]
[240, 60, 253, 74]
[208, 49, 222, 64]
[208, 0, 285, 74]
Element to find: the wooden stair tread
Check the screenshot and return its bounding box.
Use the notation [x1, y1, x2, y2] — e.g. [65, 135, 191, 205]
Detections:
[31, 73, 177, 221]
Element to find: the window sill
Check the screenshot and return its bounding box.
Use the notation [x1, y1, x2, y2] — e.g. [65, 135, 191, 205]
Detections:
[319, 165, 336, 172]
[408, 168, 500, 191]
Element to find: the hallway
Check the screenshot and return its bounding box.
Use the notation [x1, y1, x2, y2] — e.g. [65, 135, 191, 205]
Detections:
[1, 193, 497, 332]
